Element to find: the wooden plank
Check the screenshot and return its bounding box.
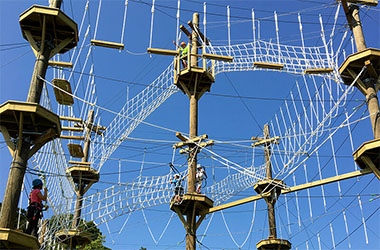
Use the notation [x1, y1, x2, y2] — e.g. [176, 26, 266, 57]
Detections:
[59, 116, 82, 122]
[346, 68, 367, 95]
[61, 127, 83, 132]
[176, 132, 188, 142]
[91, 39, 124, 50]
[304, 68, 334, 74]
[0, 126, 15, 156]
[203, 53, 233, 62]
[69, 160, 91, 165]
[67, 143, 84, 158]
[253, 62, 284, 70]
[147, 48, 179, 56]
[205, 169, 372, 214]
[353, 138, 380, 160]
[52, 79, 74, 106]
[48, 61, 73, 68]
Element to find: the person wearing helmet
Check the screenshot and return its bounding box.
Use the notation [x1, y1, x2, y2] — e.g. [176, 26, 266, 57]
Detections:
[169, 172, 187, 204]
[25, 179, 48, 237]
[196, 164, 207, 194]
[173, 40, 189, 69]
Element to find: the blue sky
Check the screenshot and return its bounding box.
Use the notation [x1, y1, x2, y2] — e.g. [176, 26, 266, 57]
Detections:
[1, 0, 380, 249]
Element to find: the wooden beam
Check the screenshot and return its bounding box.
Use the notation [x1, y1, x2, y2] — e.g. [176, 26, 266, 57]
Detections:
[202, 53, 233, 62]
[61, 127, 84, 132]
[60, 116, 83, 122]
[304, 68, 334, 74]
[204, 168, 372, 214]
[147, 48, 179, 56]
[28, 128, 57, 159]
[176, 132, 188, 142]
[252, 137, 280, 147]
[254, 62, 284, 70]
[180, 25, 192, 38]
[173, 134, 208, 149]
[346, 68, 367, 95]
[48, 61, 73, 68]
[68, 160, 91, 165]
[0, 126, 15, 156]
[90, 39, 125, 50]
[361, 156, 380, 181]
[173, 206, 188, 230]
[187, 21, 210, 45]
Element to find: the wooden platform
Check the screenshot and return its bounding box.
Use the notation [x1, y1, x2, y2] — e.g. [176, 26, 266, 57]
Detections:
[254, 179, 286, 195]
[55, 229, 91, 247]
[339, 48, 380, 94]
[353, 139, 380, 180]
[256, 238, 291, 250]
[174, 67, 215, 99]
[170, 193, 213, 216]
[52, 79, 74, 105]
[19, 5, 78, 57]
[66, 166, 99, 185]
[0, 228, 39, 249]
[0, 101, 61, 141]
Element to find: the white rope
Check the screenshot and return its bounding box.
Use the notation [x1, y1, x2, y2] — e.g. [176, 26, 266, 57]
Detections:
[220, 201, 256, 249]
[176, 0, 180, 45]
[227, 6, 231, 56]
[93, 0, 103, 39]
[149, 0, 156, 49]
[120, 0, 129, 45]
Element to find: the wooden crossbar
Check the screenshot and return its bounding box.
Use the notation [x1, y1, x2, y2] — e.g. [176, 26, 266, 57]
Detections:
[59, 135, 84, 140]
[203, 53, 233, 62]
[147, 48, 179, 56]
[304, 68, 334, 74]
[59, 116, 82, 122]
[48, 61, 73, 68]
[91, 39, 124, 50]
[253, 62, 284, 70]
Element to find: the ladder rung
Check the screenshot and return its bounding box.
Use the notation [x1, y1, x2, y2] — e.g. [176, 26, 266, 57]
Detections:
[203, 53, 233, 62]
[91, 40, 124, 50]
[147, 48, 179, 56]
[60, 135, 84, 140]
[48, 61, 73, 68]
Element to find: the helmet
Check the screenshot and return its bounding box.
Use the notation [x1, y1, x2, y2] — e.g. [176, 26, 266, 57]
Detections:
[180, 42, 186, 46]
[32, 179, 43, 187]
[197, 164, 202, 169]
[174, 174, 180, 178]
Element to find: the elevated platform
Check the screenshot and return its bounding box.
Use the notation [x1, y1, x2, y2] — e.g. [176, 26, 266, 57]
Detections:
[256, 238, 291, 250]
[170, 193, 213, 216]
[55, 229, 91, 247]
[0, 228, 39, 249]
[339, 48, 380, 95]
[254, 179, 286, 196]
[19, 5, 78, 57]
[66, 166, 99, 185]
[353, 138, 380, 169]
[174, 66, 215, 99]
[0, 101, 61, 140]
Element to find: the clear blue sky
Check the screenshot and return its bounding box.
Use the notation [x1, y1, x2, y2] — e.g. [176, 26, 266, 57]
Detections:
[1, 0, 380, 249]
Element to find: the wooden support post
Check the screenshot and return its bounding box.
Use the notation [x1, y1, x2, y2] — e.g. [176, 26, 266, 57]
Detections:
[341, 1, 380, 139]
[0, 0, 63, 230]
[72, 110, 94, 229]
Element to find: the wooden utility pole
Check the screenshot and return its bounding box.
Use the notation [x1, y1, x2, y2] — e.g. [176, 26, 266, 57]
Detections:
[252, 125, 290, 250]
[0, 0, 64, 230]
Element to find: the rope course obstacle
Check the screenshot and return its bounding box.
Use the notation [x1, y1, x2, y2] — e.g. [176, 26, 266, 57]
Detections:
[0, 0, 379, 249]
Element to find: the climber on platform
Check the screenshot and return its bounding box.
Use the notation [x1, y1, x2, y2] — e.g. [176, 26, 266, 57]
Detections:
[173, 40, 189, 69]
[196, 164, 207, 194]
[25, 179, 48, 237]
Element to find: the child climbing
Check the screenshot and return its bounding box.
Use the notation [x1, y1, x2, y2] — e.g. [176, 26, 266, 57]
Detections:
[196, 164, 207, 194]
[25, 179, 48, 237]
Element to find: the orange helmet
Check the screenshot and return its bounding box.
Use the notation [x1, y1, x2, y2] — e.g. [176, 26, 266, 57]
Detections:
[180, 42, 186, 47]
